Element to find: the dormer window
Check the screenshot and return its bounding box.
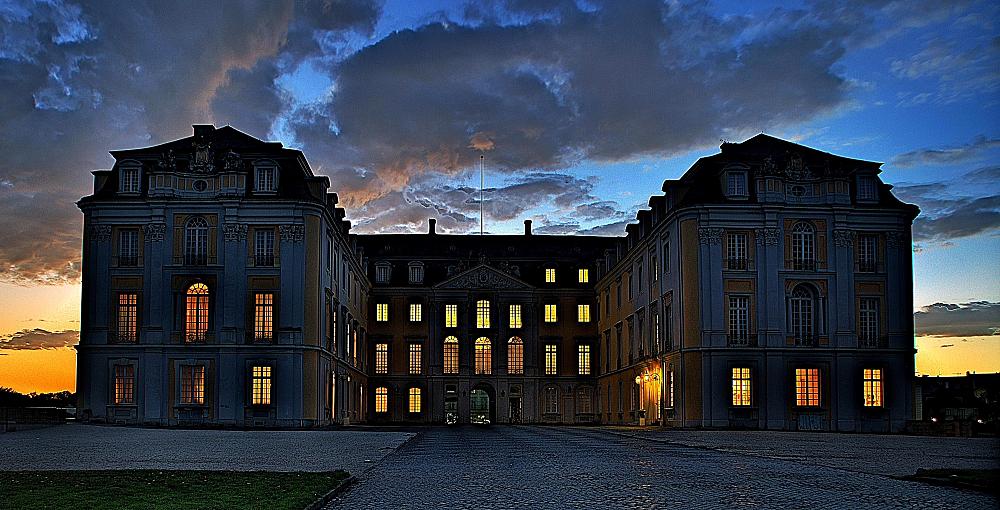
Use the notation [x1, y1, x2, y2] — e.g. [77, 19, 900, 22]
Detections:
[254, 163, 277, 193]
[857, 175, 876, 201]
[120, 165, 141, 194]
[375, 262, 391, 284]
[726, 171, 748, 198]
[408, 262, 424, 284]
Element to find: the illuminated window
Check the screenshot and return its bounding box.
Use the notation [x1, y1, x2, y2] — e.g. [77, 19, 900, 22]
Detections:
[795, 368, 821, 407]
[791, 222, 815, 270]
[476, 300, 490, 328]
[180, 365, 205, 405]
[507, 337, 524, 374]
[120, 165, 140, 193]
[726, 232, 748, 270]
[253, 292, 274, 342]
[731, 367, 752, 406]
[545, 344, 557, 375]
[577, 388, 592, 414]
[118, 229, 139, 266]
[255, 165, 276, 192]
[544, 304, 557, 323]
[185, 283, 209, 342]
[652, 313, 660, 352]
[545, 268, 556, 283]
[858, 234, 877, 272]
[578, 268, 589, 283]
[375, 343, 388, 374]
[328, 308, 337, 351]
[728, 296, 750, 344]
[184, 217, 208, 265]
[859, 297, 879, 346]
[863, 368, 883, 407]
[409, 343, 422, 375]
[509, 304, 522, 328]
[117, 292, 138, 343]
[113, 365, 135, 404]
[254, 229, 275, 266]
[409, 303, 422, 322]
[443, 336, 459, 374]
[445, 304, 458, 328]
[790, 286, 815, 345]
[577, 344, 591, 375]
[408, 387, 421, 413]
[376, 303, 388, 322]
[577, 304, 591, 323]
[544, 386, 558, 414]
[251, 366, 272, 405]
[375, 387, 388, 413]
[474, 337, 492, 374]
[666, 370, 675, 408]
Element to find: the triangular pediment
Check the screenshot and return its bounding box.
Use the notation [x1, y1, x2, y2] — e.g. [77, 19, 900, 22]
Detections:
[435, 264, 533, 290]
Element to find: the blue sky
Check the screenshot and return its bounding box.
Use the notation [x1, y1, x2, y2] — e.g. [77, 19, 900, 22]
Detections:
[0, 0, 998, 385]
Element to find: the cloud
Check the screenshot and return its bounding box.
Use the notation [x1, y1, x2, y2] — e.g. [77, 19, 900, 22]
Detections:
[914, 301, 1000, 337]
[0, 329, 79, 350]
[892, 164, 1000, 246]
[891, 135, 1000, 168]
[890, 34, 999, 105]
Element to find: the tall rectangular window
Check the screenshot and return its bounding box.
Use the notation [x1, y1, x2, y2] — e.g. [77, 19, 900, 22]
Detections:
[859, 297, 879, 346]
[255, 166, 276, 192]
[375, 343, 388, 374]
[731, 367, 752, 406]
[251, 366, 271, 405]
[545, 268, 556, 283]
[509, 304, 522, 328]
[858, 234, 877, 272]
[650, 255, 657, 282]
[857, 175, 876, 200]
[409, 303, 422, 322]
[118, 230, 138, 266]
[544, 304, 558, 323]
[408, 388, 421, 413]
[578, 268, 589, 283]
[652, 313, 660, 352]
[507, 338, 523, 375]
[666, 370, 675, 408]
[795, 368, 821, 407]
[253, 292, 274, 342]
[408, 264, 424, 284]
[375, 387, 388, 413]
[727, 171, 747, 197]
[120, 166, 140, 193]
[443, 337, 458, 374]
[476, 300, 490, 328]
[577, 344, 591, 375]
[255, 229, 275, 266]
[726, 232, 748, 270]
[180, 365, 205, 405]
[544, 387, 558, 414]
[409, 343, 422, 375]
[577, 304, 591, 323]
[863, 368, 883, 407]
[545, 344, 558, 375]
[474, 338, 492, 374]
[376, 303, 388, 322]
[728, 296, 750, 345]
[375, 264, 390, 283]
[445, 304, 458, 328]
[117, 292, 138, 343]
[113, 365, 135, 404]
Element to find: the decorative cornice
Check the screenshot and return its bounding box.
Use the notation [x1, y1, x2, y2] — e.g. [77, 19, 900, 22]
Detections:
[143, 223, 166, 242]
[833, 229, 856, 248]
[698, 227, 724, 245]
[754, 228, 780, 246]
[223, 223, 248, 241]
[279, 224, 305, 242]
[436, 264, 531, 290]
[90, 225, 112, 242]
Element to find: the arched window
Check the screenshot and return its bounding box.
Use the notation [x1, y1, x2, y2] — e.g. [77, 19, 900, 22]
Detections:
[474, 337, 492, 374]
[507, 337, 523, 375]
[790, 285, 815, 345]
[375, 387, 388, 413]
[185, 217, 208, 265]
[443, 336, 459, 374]
[791, 222, 815, 270]
[185, 283, 210, 342]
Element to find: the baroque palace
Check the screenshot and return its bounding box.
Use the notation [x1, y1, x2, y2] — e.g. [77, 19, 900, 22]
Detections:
[76, 125, 918, 432]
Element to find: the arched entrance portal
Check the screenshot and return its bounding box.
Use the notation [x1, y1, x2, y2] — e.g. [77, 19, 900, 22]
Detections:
[470, 384, 495, 424]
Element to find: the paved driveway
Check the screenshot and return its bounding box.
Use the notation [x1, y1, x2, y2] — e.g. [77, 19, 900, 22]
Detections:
[329, 426, 998, 509]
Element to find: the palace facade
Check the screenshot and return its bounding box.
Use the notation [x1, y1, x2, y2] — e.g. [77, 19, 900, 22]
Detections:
[76, 125, 918, 432]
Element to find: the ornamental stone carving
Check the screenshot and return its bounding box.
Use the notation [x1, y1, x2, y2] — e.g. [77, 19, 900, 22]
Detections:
[222, 150, 242, 172]
[143, 223, 166, 242]
[438, 265, 529, 290]
[223, 223, 248, 241]
[885, 231, 904, 248]
[90, 225, 112, 242]
[754, 228, 781, 246]
[279, 224, 305, 242]
[697, 227, 724, 245]
[191, 140, 215, 173]
[833, 229, 855, 248]
[157, 149, 177, 171]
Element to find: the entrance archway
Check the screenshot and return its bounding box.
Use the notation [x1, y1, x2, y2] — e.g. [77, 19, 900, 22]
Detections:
[470, 384, 495, 424]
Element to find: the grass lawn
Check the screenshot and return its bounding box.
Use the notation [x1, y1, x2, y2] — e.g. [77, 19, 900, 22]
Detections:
[0, 470, 350, 510]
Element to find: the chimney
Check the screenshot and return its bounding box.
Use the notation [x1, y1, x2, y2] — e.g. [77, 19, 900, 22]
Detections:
[428, 218, 437, 235]
[524, 219, 532, 236]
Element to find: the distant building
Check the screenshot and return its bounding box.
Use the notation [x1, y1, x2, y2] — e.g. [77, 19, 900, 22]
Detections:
[914, 373, 1000, 424]
[76, 126, 918, 432]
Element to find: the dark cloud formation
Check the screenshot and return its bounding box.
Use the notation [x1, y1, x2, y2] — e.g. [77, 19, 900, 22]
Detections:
[892, 164, 1000, 247]
[0, 329, 79, 350]
[914, 302, 1000, 337]
[891, 135, 1000, 167]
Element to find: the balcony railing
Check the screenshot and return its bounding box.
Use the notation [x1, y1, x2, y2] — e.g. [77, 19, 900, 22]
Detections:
[116, 255, 139, 267]
[726, 258, 749, 271]
[858, 260, 877, 273]
[727, 334, 757, 347]
[858, 335, 883, 348]
[185, 254, 208, 266]
[793, 335, 815, 347]
[254, 254, 275, 267]
[789, 259, 816, 271]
